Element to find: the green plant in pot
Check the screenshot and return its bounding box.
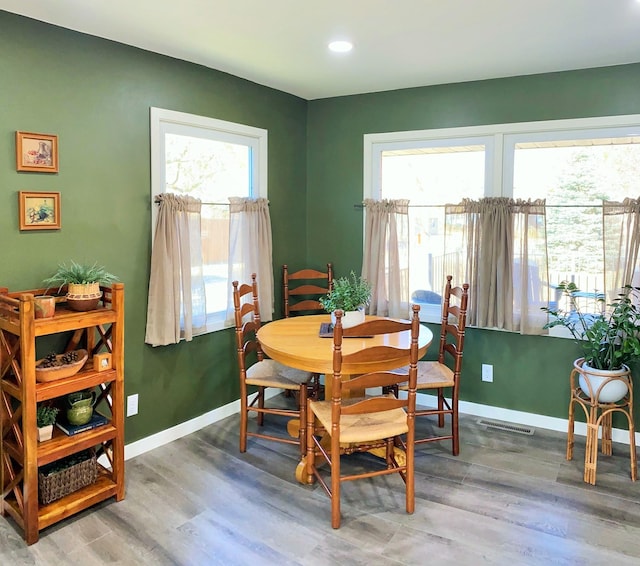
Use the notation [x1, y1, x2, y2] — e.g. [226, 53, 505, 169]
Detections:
[36, 405, 59, 442]
[43, 260, 119, 312]
[320, 271, 372, 328]
[542, 282, 640, 402]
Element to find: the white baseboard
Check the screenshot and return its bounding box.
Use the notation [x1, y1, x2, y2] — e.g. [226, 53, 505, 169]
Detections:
[121, 389, 637, 461]
[416, 392, 639, 446]
[124, 389, 281, 460]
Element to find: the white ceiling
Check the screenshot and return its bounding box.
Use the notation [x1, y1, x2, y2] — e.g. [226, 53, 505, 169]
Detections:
[2, 0, 640, 100]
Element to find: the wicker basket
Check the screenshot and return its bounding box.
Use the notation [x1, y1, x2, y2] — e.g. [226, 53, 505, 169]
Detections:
[38, 449, 98, 505]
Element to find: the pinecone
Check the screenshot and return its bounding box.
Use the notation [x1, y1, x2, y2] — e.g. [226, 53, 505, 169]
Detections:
[61, 351, 78, 365]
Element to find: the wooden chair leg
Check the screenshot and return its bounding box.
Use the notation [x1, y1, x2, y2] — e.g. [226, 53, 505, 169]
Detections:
[331, 434, 341, 529]
[437, 387, 445, 427]
[298, 384, 307, 457]
[452, 403, 459, 456]
[306, 399, 315, 485]
[257, 387, 265, 426]
[406, 432, 415, 515]
[240, 394, 248, 453]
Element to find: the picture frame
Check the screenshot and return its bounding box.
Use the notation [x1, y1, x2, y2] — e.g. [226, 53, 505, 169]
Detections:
[18, 191, 61, 231]
[93, 353, 112, 372]
[16, 131, 59, 173]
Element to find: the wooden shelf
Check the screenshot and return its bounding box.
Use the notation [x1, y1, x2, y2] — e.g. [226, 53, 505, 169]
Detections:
[37, 423, 117, 466]
[0, 283, 125, 545]
[36, 367, 116, 402]
[38, 467, 118, 530]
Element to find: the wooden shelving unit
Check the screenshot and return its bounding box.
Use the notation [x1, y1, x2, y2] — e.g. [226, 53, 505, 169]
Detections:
[0, 283, 125, 544]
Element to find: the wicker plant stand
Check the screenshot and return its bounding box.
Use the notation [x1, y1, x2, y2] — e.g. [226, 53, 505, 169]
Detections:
[567, 358, 637, 485]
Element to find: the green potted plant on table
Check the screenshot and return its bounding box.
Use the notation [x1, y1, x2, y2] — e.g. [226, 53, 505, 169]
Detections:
[320, 271, 372, 328]
[37, 405, 59, 442]
[43, 260, 119, 312]
[542, 282, 640, 402]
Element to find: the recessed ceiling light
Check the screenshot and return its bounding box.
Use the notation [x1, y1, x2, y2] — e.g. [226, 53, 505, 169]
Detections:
[328, 40, 353, 53]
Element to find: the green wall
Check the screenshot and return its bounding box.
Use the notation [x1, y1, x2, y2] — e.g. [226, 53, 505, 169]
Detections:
[3, 10, 639, 441]
[0, 11, 307, 442]
[306, 65, 640, 423]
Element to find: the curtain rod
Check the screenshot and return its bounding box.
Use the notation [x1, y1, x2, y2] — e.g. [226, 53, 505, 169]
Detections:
[354, 203, 612, 209]
[154, 198, 269, 206]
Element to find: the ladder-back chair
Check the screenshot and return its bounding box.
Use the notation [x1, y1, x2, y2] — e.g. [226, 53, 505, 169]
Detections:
[282, 263, 333, 317]
[400, 275, 469, 455]
[232, 274, 313, 455]
[306, 305, 421, 528]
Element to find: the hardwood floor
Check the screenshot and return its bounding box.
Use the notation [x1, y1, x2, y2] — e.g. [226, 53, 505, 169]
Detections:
[3, 397, 640, 565]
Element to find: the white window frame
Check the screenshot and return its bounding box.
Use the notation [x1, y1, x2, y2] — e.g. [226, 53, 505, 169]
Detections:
[150, 107, 268, 333]
[364, 114, 640, 324]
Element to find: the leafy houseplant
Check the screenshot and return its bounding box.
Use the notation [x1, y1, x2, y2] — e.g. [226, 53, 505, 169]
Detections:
[36, 405, 59, 442]
[542, 282, 640, 402]
[542, 282, 640, 371]
[320, 271, 372, 313]
[43, 261, 119, 312]
[43, 260, 119, 291]
[37, 405, 59, 427]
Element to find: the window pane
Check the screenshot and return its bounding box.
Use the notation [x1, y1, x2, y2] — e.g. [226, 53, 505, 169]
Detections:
[164, 133, 251, 323]
[380, 146, 485, 312]
[513, 139, 640, 311]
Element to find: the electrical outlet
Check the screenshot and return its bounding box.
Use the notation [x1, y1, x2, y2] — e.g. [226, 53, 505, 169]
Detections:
[127, 394, 139, 416]
[481, 364, 493, 383]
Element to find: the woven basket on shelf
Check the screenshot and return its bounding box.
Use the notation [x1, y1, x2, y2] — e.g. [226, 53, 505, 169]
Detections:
[38, 449, 98, 505]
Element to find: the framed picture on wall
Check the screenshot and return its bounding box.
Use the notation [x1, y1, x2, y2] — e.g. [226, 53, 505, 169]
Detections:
[18, 191, 61, 230]
[16, 131, 59, 173]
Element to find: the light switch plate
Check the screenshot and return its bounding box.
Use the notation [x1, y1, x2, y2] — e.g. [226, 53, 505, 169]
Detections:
[127, 394, 139, 416]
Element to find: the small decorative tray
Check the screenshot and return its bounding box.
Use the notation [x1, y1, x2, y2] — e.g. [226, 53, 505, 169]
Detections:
[318, 323, 373, 338]
[35, 349, 88, 382]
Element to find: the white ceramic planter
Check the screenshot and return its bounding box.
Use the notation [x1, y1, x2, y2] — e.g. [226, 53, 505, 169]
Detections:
[577, 360, 630, 403]
[37, 424, 53, 442]
[331, 306, 365, 329]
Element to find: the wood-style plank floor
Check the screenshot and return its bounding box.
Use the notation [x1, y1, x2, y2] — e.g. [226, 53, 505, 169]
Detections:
[3, 396, 640, 565]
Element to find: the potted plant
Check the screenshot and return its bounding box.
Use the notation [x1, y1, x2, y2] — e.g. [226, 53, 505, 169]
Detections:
[37, 405, 59, 442]
[542, 282, 640, 402]
[320, 271, 372, 328]
[43, 260, 119, 311]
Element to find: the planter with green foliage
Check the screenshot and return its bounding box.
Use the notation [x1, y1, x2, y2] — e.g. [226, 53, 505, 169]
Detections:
[320, 271, 372, 328]
[542, 282, 640, 402]
[43, 261, 119, 311]
[36, 405, 59, 442]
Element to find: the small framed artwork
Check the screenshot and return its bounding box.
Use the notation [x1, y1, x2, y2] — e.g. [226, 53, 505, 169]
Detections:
[18, 191, 61, 231]
[93, 353, 112, 372]
[16, 131, 59, 173]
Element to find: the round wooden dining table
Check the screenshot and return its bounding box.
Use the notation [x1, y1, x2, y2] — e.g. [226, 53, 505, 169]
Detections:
[258, 314, 432, 377]
[257, 314, 433, 482]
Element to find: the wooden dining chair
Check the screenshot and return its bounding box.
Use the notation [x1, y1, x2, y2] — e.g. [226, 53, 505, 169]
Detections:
[306, 305, 421, 529]
[282, 262, 333, 399]
[282, 263, 333, 317]
[398, 275, 469, 455]
[232, 274, 313, 455]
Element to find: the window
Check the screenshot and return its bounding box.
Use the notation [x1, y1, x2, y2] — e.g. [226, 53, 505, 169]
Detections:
[365, 115, 640, 324]
[150, 108, 267, 332]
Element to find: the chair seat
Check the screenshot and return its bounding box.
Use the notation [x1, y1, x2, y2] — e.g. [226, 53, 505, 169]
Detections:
[310, 396, 409, 444]
[397, 361, 455, 390]
[246, 359, 313, 390]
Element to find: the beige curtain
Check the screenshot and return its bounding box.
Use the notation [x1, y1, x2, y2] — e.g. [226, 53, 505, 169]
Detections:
[362, 199, 410, 318]
[444, 197, 547, 335]
[226, 197, 274, 324]
[145, 194, 206, 346]
[603, 197, 640, 297]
